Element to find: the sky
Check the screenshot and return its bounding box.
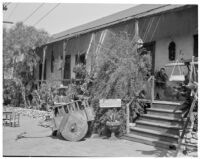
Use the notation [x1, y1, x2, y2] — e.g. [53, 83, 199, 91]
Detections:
[3, 3, 135, 35]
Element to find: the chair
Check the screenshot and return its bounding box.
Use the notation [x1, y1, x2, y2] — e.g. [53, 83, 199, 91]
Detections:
[10, 113, 20, 127]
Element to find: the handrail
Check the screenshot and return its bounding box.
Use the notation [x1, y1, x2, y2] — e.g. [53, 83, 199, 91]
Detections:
[126, 98, 135, 134]
[175, 89, 198, 156]
[36, 79, 83, 82]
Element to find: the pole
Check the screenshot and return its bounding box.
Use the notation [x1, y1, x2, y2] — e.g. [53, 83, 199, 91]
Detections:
[62, 40, 67, 84]
[42, 46, 47, 82]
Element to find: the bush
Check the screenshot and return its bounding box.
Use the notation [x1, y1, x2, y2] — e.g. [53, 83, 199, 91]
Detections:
[86, 32, 151, 136]
[3, 79, 23, 107]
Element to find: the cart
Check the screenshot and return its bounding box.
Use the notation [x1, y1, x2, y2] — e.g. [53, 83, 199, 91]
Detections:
[51, 86, 95, 141]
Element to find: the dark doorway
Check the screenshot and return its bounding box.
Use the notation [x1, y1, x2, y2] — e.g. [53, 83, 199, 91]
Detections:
[44, 59, 47, 80]
[75, 53, 86, 65]
[39, 63, 42, 80]
[142, 41, 156, 74]
[64, 55, 71, 79]
[193, 34, 198, 57]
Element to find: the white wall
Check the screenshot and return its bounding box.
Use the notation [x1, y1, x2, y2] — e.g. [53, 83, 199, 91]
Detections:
[155, 33, 195, 76]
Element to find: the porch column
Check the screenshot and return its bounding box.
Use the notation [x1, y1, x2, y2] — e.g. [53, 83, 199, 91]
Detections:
[42, 46, 47, 82]
[62, 40, 67, 83]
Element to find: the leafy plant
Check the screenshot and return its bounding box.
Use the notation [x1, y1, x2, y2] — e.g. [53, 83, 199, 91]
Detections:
[87, 32, 151, 136]
[73, 63, 87, 80]
[3, 22, 51, 108]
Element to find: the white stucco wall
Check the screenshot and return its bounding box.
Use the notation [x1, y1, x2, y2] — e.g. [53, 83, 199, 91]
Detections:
[155, 33, 195, 76]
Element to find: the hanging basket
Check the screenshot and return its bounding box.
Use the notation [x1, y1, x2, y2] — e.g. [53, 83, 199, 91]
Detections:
[169, 75, 185, 82]
[169, 59, 185, 82]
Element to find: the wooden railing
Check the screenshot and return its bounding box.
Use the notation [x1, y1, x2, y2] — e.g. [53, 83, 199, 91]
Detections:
[175, 88, 198, 156]
[126, 75, 155, 134]
[35, 78, 84, 87]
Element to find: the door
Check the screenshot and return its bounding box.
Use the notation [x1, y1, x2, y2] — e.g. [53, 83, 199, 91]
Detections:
[142, 41, 156, 75]
[64, 55, 71, 79]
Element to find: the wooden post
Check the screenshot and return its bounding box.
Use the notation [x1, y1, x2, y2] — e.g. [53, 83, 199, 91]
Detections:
[62, 40, 66, 83]
[126, 102, 130, 134]
[151, 76, 155, 103]
[42, 46, 47, 82]
[86, 33, 94, 74]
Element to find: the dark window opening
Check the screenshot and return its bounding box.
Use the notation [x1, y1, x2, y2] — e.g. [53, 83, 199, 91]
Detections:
[39, 63, 42, 80]
[168, 41, 176, 61]
[75, 53, 86, 65]
[194, 35, 198, 57]
[51, 51, 54, 73]
[44, 59, 47, 80]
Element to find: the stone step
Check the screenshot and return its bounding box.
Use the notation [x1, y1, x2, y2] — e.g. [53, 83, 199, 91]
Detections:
[135, 120, 181, 135]
[122, 133, 178, 150]
[130, 127, 179, 143]
[140, 114, 183, 126]
[152, 100, 184, 110]
[147, 108, 183, 118]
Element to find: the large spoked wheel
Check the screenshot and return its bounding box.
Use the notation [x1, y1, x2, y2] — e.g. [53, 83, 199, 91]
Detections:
[60, 111, 88, 141]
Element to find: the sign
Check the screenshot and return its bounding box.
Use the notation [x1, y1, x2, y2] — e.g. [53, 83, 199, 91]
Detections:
[99, 99, 121, 108]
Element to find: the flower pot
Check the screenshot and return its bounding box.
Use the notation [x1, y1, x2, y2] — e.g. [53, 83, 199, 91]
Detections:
[106, 121, 121, 140]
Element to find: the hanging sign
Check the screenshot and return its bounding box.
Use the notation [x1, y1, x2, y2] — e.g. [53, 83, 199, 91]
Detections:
[99, 99, 121, 108]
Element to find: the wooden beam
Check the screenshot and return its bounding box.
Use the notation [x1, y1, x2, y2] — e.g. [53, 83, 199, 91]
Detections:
[165, 62, 198, 67]
[151, 76, 155, 103]
[126, 102, 130, 134]
[62, 40, 68, 82]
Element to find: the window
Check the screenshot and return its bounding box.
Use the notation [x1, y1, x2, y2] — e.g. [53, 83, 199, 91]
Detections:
[168, 41, 176, 61]
[51, 51, 54, 73]
[75, 53, 86, 65]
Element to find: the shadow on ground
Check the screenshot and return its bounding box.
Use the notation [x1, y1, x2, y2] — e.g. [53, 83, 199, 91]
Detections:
[136, 148, 176, 157]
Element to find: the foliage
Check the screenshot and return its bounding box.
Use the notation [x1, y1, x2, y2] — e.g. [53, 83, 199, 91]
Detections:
[3, 79, 23, 107]
[73, 63, 87, 79]
[89, 32, 151, 100]
[86, 32, 151, 136]
[3, 22, 51, 107]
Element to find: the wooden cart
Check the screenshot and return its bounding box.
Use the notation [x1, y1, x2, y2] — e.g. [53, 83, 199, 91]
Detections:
[51, 87, 95, 141]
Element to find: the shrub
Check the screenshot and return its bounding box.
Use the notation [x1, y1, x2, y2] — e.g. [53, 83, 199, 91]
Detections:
[87, 32, 151, 136]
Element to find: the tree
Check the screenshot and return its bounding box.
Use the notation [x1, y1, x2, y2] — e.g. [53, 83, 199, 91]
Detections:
[90, 32, 151, 100]
[83, 31, 152, 135]
[3, 22, 52, 107]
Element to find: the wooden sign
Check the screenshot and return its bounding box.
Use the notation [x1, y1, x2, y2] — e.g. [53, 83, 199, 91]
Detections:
[99, 99, 121, 108]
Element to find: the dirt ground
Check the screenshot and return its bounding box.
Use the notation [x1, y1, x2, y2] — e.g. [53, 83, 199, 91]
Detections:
[2, 116, 187, 157]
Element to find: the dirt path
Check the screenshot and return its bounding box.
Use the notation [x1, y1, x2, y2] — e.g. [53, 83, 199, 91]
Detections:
[3, 116, 178, 157]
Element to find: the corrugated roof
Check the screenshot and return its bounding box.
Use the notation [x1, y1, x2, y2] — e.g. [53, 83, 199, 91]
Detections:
[49, 4, 189, 44]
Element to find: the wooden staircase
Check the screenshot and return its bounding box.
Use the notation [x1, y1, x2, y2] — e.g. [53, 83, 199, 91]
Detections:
[122, 100, 192, 149]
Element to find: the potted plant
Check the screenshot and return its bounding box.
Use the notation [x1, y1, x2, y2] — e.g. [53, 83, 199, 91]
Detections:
[105, 108, 121, 140]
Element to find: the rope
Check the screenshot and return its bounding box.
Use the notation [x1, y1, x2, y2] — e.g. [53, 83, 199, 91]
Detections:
[142, 17, 153, 41]
[149, 15, 162, 42]
[143, 16, 155, 42]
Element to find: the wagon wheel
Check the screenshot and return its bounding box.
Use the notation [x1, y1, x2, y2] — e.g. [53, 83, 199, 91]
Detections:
[60, 111, 88, 141]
